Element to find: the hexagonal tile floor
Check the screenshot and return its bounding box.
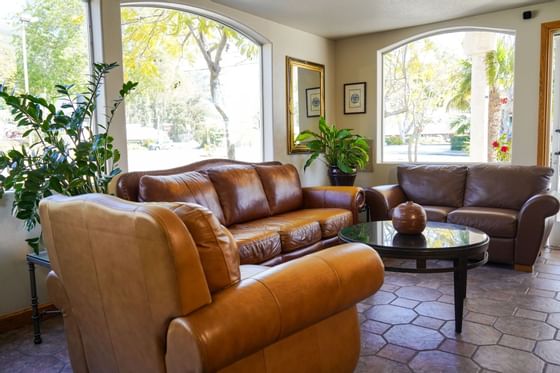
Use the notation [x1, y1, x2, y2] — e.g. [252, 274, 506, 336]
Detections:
[3, 247, 560, 372]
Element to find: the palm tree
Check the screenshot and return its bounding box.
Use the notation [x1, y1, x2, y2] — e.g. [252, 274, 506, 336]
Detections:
[447, 59, 472, 113]
[485, 37, 514, 161]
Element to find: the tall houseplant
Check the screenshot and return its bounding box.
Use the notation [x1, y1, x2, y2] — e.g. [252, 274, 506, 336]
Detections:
[0, 62, 137, 252]
[295, 117, 369, 186]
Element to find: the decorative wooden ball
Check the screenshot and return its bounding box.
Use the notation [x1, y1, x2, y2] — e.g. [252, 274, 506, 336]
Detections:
[392, 201, 427, 235]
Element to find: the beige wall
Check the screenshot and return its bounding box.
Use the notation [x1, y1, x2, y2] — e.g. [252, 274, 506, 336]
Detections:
[0, 192, 46, 315]
[335, 1, 560, 186]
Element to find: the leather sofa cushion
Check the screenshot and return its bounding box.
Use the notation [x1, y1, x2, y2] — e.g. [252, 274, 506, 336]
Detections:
[255, 164, 303, 215]
[398, 165, 467, 208]
[138, 171, 226, 224]
[169, 203, 240, 293]
[231, 218, 322, 253]
[447, 207, 518, 238]
[206, 165, 271, 226]
[423, 206, 456, 222]
[464, 165, 553, 210]
[229, 229, 282, 265]
[275, 209, 353, 238]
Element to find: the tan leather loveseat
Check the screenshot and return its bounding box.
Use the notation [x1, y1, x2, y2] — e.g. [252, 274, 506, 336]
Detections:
[41, 194, 384, 373]
[116, 159, 365, 265]
[366, 164, 559, 271]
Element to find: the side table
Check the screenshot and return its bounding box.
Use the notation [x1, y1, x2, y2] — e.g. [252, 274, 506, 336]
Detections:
[26, 251, 60, 344]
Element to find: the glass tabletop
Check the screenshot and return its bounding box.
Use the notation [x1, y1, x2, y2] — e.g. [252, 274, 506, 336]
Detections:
[339, 221, 489, 257]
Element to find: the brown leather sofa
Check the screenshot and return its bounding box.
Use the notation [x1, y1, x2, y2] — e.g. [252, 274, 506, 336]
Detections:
[366, 164, 559, 272]
[41, 194, 384, 373]
[116, 159, 365, 265]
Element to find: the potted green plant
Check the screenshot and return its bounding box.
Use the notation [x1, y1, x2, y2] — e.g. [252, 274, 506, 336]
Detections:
[295, 117, 369, 186]
[0, 62, 137, 253]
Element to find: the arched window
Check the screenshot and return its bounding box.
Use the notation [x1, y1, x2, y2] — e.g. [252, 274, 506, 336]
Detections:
[380, 29, 515, 163]
[120, 6, 263, 171]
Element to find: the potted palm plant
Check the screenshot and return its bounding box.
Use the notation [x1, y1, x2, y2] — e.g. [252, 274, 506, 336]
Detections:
[0, 62, 137, 253]
[295, 117, 369, 186]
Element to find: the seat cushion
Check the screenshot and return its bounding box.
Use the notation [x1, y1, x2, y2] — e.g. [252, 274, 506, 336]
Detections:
[463, 165, 553, 210]
[206, 165, 271, 226]
[422, 205, 456, 222]
[138, 171, 225, 224]
[447, 207, 518, 238]
[274, 208, 353, 238]
[230, 218, 322, 253]
[398, 165, 468, 208]
[255, 164, 303, 215]
[169, 203, 240, 293]
[229, 229, 282, 265]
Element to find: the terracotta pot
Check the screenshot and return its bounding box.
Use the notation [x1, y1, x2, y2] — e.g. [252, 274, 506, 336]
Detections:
[328, 166, 356, 186]
[391, 201, 427, 235]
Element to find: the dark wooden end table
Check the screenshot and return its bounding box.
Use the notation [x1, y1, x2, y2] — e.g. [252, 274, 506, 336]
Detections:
[339, 221, 489, 333]
[26, 251, 60, 344]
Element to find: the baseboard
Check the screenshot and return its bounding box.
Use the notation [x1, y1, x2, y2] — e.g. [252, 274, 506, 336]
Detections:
[0, 304, 58, 334]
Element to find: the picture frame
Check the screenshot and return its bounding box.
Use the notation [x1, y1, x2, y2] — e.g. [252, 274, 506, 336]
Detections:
[306, 87, 321, 117]
[344, 82, 366, 114]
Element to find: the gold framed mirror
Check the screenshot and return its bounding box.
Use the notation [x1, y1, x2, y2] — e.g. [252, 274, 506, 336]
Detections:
[286, 56, 325, 153]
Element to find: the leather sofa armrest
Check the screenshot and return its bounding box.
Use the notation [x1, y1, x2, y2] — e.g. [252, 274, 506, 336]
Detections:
[301, 186, 365, 223]
[515, 192, 560, 269]
[365, 184, 407, 221]
[165, 243, 384, 373]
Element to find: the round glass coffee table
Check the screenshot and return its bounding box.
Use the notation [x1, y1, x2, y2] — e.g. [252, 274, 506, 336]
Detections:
[339, 221, 489, 333]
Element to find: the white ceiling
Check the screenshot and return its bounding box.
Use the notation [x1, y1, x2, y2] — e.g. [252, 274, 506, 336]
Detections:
[211, 0, 552, 39]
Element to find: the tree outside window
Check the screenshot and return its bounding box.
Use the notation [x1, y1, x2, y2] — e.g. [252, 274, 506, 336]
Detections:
[382, 31, 515, 163]
[0, 0, 90, 153]
[120, 7, 263, 171]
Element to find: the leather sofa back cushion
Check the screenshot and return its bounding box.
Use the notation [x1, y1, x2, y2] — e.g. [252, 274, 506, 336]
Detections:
[170, 203, 240, 293]
[464, 165, 553, 210]
[255, 164, 303, 215]
[138, 172, 226, 224]
[207, 165, 271, 226]
[398, 165, 468, 208]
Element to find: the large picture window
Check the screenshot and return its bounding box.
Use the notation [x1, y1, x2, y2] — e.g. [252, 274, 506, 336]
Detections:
[380, 30, 515, 163]
[0, 0, 91, 153]
[121, 6, 263, 171]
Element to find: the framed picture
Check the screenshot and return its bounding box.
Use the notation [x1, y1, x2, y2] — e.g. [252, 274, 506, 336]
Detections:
[306, 87, 321, 117]
[344, 82, 366, 114]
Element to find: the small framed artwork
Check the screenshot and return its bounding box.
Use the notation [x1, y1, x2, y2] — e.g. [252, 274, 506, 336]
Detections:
[306, 87, 321, 117]
[344, 82, 366, 114]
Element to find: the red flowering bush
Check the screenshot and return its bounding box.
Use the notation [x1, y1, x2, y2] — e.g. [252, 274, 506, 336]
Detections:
[492, 134, 511, 162]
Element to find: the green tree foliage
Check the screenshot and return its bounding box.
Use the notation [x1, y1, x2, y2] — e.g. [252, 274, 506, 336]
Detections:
[447, 59, 472, 113]
[12, 0, 89, 99]
[121, 7, 258, 159]
[485, 37, 514, 161]
[383, 39, 452, 161]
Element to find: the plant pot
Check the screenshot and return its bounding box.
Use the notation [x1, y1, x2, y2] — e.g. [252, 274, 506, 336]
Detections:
[328, 166, 357, 186]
